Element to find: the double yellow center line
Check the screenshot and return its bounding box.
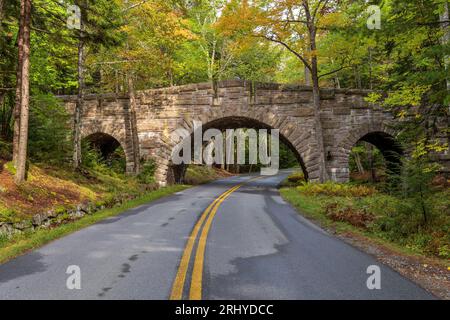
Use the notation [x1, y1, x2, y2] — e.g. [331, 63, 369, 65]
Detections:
[170, 176, 262, 300]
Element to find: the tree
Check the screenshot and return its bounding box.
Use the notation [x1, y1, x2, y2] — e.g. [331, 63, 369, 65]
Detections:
[218, 0, 347, 182]
[14, 0, 31, 184]
[72, 0, 85, 170]
[189, 0, 235, 82]
[12, 0, 25, 167]
[363, 0, 449, 154]
[71, 0, 123, 170]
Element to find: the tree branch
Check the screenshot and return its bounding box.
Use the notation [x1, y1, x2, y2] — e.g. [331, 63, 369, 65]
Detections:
[256, 35, 312, 71]
[281, 19, 308, 24]
[123, 0, 150, 12]
[312, 0, 331, 22]
[318, 65, 352, 79]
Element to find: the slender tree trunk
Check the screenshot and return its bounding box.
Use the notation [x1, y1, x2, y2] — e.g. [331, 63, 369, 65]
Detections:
[354, 153, 364, 174]
[0, 92, 5, 139]
[304, 65, 311, 86]
[0, 93, 4, 111]
[368, 48, 373, 90]
[309, 28, 329, 182]
[0, 0, 4, 27]
[334, 74, 341, 89]
[127, 73, 141, 174]
[73, 4, 85, 170]
[354, 66, 362, 89]
[12, 0, 26, 167]
[441, 1, 450, 93]
[114, 70, 119, 94]
[0, 0, 9, 140]
[15, 0, 31, 184]
[366, 143, 376, 182]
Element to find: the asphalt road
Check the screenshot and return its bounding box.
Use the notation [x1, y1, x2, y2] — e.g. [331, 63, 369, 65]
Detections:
[0, 171, 435, 300]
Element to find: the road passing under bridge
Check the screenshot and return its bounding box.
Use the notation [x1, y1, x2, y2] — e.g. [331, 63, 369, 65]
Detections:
[0, 172, 434, 300]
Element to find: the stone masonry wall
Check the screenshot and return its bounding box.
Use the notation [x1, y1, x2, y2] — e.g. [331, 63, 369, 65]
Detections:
[59, 80, 450, 185]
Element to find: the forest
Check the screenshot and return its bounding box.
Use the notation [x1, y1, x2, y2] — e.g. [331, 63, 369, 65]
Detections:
[0, 1, 449, 268]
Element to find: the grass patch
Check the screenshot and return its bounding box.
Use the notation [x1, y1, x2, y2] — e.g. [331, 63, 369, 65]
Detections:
[280, 185, 450, 262]
[0, 161, 154, 219]
[280, 188, 356, 233]
[184, 165, 232, 185]
[0, 184, 189, 264]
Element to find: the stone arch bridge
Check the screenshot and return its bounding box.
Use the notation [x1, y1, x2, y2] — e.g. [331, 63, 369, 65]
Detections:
[60, 80, 449, 185]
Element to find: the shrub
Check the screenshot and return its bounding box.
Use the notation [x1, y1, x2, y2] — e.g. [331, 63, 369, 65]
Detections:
[0, 141, 11, 161]
[137, 159, 157, 184]
[81, 143, 126, 177]
[28, 94, 72, 164]
[297, 182, 377, 197]
[325, 203, 375, 229]
[287, 172, 305, 184]
[81, 143, 108, 172]
[0, 208, 21, 223]
[374, 199, 427, 239]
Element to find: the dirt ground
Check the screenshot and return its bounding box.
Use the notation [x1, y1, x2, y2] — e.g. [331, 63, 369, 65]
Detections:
[0, 161, 95, 217]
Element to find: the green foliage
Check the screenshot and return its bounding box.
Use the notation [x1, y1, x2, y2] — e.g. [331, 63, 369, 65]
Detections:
[298, 182, 377, 197]
[184, 165, 223, 185]
[287, 172, 306, 184]
[28, 94, 72, 164]
[81, 142, 126, 177]
[373, 187, 450, 259]
[284, 170, 450, 259]
[4, 161, 16, 175]
[0, 208, 19, 223]
[279, 143, 300, 169]
[349, 142, 385, 174]
[137, 159, 157, 184]
[0, 140, 11, 160]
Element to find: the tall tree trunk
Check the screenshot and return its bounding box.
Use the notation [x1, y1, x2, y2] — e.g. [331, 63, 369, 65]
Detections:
[301, 1, 328, 182]
[309, 30, 329, 182]
[441, 1, 450, 93]
[0, 92, 5, 139]
[0, 0, 4, 28]
[73, 3, 85, 170]
[368, 48, 373, 90]
[127, 73, 141, 174]
[12, 0, 26, 167]
[15, 0, 31, 184]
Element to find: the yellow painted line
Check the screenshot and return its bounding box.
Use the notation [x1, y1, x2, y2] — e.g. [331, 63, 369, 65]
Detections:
[189, 185, 241, 300]
[189, 175, 265, 300]
[169, 184, 241, 300]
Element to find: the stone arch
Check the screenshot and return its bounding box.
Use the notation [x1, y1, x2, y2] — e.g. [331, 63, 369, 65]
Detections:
[163, 114, 320, 184]
[81, 126, 134, 174]
[332, 123, 403, 182]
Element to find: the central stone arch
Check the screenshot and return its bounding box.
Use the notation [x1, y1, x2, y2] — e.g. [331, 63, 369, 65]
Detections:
[161, 114, 319, 184]
[330, 122, 403, 182]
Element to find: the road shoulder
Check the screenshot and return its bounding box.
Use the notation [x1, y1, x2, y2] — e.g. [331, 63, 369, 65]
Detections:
[280, 187, 450, 300]
[0, 185, 190, 265]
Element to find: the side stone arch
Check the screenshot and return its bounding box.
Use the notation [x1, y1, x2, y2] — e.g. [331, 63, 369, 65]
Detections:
[329, 122, 401, 182]
[81, 124, 135, 174]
